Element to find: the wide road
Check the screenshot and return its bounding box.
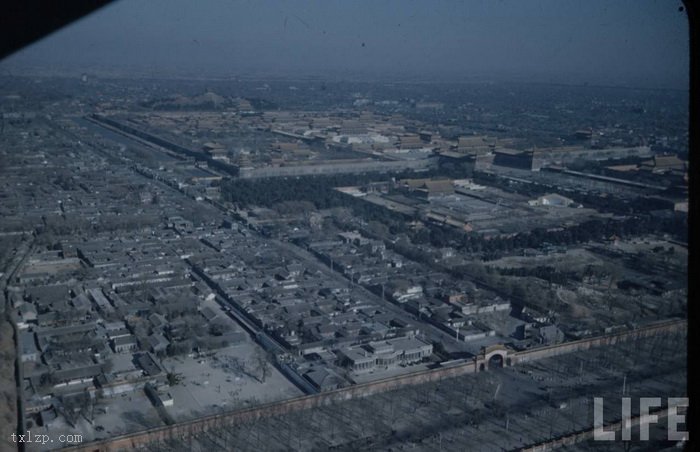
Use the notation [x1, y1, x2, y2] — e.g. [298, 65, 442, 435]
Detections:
[1, 240, 34, 452]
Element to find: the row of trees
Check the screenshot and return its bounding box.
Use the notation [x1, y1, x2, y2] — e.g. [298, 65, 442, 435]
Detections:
[221, 169, 451, 210]
[497, 266, 583, 286]
[413, 214, 687, 257]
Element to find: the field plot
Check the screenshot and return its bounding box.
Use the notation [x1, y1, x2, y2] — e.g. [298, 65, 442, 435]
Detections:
[161, 343, 303, 422]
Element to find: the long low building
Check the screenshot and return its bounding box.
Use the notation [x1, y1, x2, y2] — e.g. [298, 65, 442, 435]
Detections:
[238, 158, 437, 178]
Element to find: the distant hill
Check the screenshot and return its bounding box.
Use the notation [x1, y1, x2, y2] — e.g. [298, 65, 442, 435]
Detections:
[140, 90, 231, 110]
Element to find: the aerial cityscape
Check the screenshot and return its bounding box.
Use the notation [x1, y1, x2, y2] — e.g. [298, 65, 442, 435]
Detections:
[0, 1, 690, 451]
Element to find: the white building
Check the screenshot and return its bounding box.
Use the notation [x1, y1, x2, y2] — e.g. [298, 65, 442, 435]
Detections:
[528, 193, 575, 207]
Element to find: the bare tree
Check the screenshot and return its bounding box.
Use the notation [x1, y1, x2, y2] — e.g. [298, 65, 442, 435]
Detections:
[58, 392, 91, 428]
[251, 348, 271, 383]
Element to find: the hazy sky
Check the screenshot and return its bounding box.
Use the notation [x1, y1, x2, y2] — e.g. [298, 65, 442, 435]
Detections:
[0, 0, 689, 88]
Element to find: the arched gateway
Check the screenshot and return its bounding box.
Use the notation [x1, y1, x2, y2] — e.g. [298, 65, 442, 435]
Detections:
[475, 344, 511, 371]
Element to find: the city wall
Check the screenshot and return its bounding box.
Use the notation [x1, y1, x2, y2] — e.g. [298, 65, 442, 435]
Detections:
[62, 319, 686, 451]
[512, 319, 686, 364]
